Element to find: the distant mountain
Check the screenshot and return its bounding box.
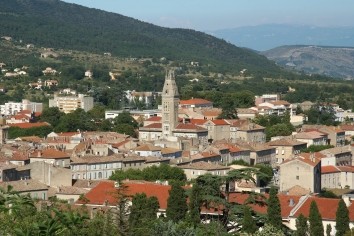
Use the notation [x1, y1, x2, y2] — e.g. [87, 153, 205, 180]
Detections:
[0, 0, 280, 75]
[210, 24, 354, 51]
[262, 45, 354, 79]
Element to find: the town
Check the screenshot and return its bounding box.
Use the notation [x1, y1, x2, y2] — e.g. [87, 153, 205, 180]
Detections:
[1, 65, 354, 235]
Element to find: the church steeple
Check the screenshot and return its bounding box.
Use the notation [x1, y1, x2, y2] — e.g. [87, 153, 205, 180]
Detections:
[161, 69, 179, 138]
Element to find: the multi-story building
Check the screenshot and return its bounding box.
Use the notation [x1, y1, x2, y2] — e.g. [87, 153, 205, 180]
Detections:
[0, 99, 43, 115]
[49, 94, 94, 113]
[267, 138, 307, 165]
[279, 153, 322, 194]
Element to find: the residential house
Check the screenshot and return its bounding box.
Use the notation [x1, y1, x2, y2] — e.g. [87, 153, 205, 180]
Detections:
[49, 94, 94, 113]
[133, 144, 162, 157]
[302, 125, 346, 147]
[0, 179, 49, 200]
[179, 98, 213, 109]
[234, 141, 276, 166]
[295, 131, 328, 147]
[29, 148, 71, 168]
[320, 145, 352, 166]
[321, 165, 354, 189]
[267, 138, 307, 165]
[70, 154, 145, 180]
[29, 161, 72, 187]
[279, 153, 322, 194]
[203, 119, 230, 141]
[230, 120, 266, 143]
[177, 162, 230, 180]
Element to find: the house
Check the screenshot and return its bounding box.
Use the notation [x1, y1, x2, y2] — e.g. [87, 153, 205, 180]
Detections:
[0, 179, 49, 200]
[229, 120, 266, 143]
[320, 145, 352, 166]
[0, 161, 18, 182]
[203, 119, 230, 141]
[255, 94, 279, 106]
[44, 79, 58, 87]
[29, 161, 72, 187]
[70, 155, 145, 180]
[302, 125, 346, 147]
[267, 138, 307, 165]
[234, 141, 276, 166]
[0, 99, 43, 116]
[179, 98, 213, 109]
[295, 131, 328, 147]
[236, 108, 258, 120]
[42, 67, 57, 75]
[279, 153, 322, 194]
[29, 148, 71, 168]
[321, 165, 354, 189]
[177, 162, 230, 180]
[133, 144, 162, 157]
[55, 186, 89, 203]
[49, 94, 94, 113]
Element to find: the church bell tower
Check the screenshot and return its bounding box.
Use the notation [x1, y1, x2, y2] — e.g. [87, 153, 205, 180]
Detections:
[161, 70, 179, 138]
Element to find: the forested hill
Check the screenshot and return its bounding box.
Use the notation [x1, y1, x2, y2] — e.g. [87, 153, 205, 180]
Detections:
[0, 0, 280, 75]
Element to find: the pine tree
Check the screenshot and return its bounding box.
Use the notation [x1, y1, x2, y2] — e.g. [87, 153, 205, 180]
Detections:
[326, 224, 332, 236]
[188, 184, 202, 227]
[335, 199, 349, 236]
[309, 201, 324, 236]
[166, 182, 188, 222]
[243, 206, 257, 235]
[267, 186, 282, 229]
[295, 214, 308, 236]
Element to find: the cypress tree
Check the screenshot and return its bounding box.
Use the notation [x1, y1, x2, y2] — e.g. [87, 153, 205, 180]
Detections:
[243, 206, 257, 235]
[267, 186, 282, 229]
[295, 214, 308, 236]
[166, 182, 188, 222]
[308, 201, 324, 236]
[335, 199, 349, 236]
[326, 224, 332, 236]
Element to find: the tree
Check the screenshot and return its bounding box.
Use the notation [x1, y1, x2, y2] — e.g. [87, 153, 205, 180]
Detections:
[326, 224, 332, 236]
[295, 214, 308, 236]
[40, 107, 64, 126]
[166, 182, 188, 223]
[243, 206, 257, 235]
[335, 199, 349, 236]
[309, 201, 324, 236]
[267, 186, 282, 229]
[254, 224, 284, 236]
[129, 193, 159, 234]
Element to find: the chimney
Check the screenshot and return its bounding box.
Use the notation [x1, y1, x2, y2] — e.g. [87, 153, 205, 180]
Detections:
[289, 198, 295, 207]
[37, 151, 42, 158]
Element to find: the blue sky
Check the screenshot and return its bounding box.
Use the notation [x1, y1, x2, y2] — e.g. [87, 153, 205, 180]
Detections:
[63, 0, 354, 31]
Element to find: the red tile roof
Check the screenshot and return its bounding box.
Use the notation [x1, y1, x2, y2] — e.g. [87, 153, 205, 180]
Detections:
[174, 123, 207, 132]
[30, 148, 70, 159]
[321, 166, 340, 174]
[189, 119, 207, 125]
[210, 119, 229, 125]
[180, 98, 212, 105]
[145, 116, 162, 122]
[76, 181, 171, 209]
[293, 197, 342, 220]
[141, 123, 162, 129]
[8, 122, 50, 129]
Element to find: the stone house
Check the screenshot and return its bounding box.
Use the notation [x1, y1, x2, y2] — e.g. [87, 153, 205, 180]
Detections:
[320, 145, 352, 166]
[267, 138, 307, 165]
[0, 179, 49, 200]
[178, 162, 230, 180]
[279, 153, 322, 194]
[29, 148, 71, 168]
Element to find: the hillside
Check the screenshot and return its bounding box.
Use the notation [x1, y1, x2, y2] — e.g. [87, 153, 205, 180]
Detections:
[0, 0, 280, 75]
[262, 45, 354, 79]
[210, 24, 354, 51]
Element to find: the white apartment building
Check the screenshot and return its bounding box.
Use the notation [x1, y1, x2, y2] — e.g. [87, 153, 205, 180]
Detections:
[49, 94, 94, 113]
[0, 99, 43, 115]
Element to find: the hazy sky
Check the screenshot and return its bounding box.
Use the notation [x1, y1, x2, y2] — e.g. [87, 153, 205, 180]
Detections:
[63, 0, 354, 31]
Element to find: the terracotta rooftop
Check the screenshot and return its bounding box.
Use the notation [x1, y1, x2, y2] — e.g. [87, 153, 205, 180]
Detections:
[269, 100, 291, 106]
[320, 145, 352, 156]
[174, 123, 207, 132]
[76, 180, 172, 210]
[139, 123, 162, 130]
[161, 147, 181, 155]
[134, 144, 161, 152]
[30, 148, 70, 159]
[267, 138, 307, 147]
[145, 116, 162, 122]
[8, 122, 50, 129]
[0, 179, 48, 192]
[180, 98, 212, 106]
[209, 119, 229, 126]
[295, 131, 327, 140]
[56, 186, 89, 195]
[282, 153, 323, 167]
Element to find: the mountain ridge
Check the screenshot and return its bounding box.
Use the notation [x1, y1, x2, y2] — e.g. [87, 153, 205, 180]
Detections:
[0, 0, 280, 75]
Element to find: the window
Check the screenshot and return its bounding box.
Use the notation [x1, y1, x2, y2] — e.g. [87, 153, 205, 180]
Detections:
[296, 176, 299, 180]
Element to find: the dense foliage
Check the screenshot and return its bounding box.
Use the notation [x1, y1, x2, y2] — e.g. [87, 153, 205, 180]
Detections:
[309, 201, 324, 236]
[166, 182, 188, 223]
[109, 164, 187, 182]
[267, 186, 282, 229]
